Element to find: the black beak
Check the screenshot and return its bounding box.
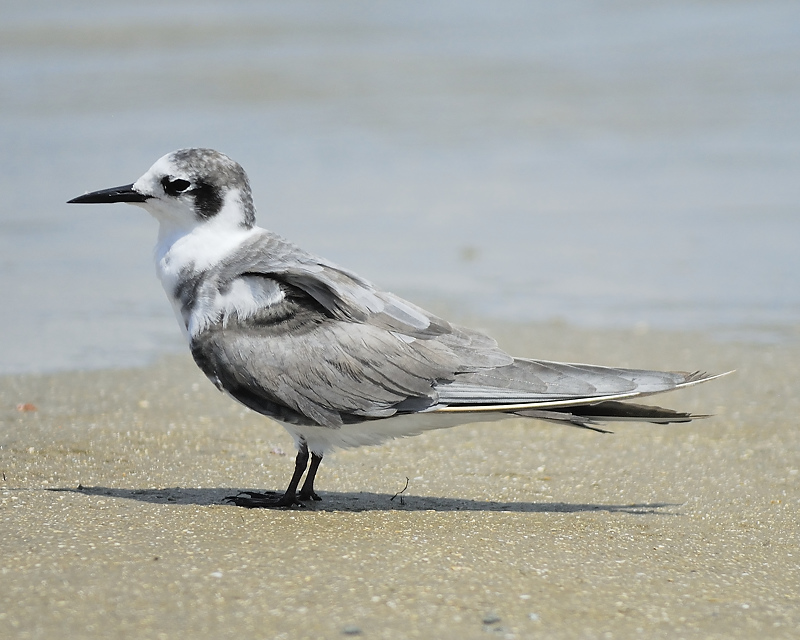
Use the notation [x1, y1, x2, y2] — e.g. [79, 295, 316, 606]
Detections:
[67, 183, 150, 204]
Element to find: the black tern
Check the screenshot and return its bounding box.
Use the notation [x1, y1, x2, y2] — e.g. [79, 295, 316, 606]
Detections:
[69, 148, 728, 508]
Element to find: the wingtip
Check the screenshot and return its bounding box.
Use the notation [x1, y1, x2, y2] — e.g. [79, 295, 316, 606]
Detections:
[681, 369, 735, 387]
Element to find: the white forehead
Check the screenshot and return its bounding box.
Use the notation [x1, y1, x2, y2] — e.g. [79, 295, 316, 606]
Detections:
[150, 152, 183, 177]
[133, 153, 184, 194]
[144, 152, 181, 177]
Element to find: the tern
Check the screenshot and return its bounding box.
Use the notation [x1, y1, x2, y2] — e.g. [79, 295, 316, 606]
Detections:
[69, 148, 727, 508]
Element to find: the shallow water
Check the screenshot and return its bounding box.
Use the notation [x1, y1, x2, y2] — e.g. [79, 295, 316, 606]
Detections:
[2, 0, 799, 373]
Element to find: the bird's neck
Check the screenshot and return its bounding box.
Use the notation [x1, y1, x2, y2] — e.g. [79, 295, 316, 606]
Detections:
[158, 215, 256, 261]
[155, 220, 257, 292]
[153, 220, 261, 342]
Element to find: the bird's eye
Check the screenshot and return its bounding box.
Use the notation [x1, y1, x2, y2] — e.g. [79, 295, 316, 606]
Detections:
[161, 176, 192, 196]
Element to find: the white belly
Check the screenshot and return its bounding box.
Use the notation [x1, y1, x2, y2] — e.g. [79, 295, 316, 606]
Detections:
[278, 411, 509, 455]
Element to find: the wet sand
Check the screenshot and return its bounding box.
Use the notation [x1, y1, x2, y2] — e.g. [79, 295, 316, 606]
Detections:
[1, 322, 798, 639]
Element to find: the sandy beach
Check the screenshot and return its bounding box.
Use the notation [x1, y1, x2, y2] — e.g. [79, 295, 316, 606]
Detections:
[1, 321, 798, 639]
[3, 2, 799, 638]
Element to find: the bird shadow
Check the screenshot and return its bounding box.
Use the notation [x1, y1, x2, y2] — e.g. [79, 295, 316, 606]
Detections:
[48, 485, 682, 515]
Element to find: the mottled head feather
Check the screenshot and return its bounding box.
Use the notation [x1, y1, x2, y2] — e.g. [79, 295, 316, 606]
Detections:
[167, 148, 256, 227]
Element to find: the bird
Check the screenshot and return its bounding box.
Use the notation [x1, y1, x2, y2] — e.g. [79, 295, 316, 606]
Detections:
[68, 148, 727, 508]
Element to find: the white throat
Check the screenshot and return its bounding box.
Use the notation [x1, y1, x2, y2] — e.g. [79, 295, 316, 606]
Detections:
[149, 192, 261, 340]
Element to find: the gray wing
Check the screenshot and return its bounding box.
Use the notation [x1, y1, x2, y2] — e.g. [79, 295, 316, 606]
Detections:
[190, 281, 511, 427]
[213, 231, 455, 338]
[191, 232, 717, 428]
[436, 361, 712, 406]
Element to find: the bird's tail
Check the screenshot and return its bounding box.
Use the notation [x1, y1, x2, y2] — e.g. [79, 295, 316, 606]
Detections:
[512, 401, 702, 433]
[431, 363, 732, 431]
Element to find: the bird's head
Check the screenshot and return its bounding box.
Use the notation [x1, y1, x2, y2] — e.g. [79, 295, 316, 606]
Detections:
[68, 148, 257, 232]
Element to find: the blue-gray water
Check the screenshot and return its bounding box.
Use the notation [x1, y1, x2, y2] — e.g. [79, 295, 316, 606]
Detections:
[2, 0, 799, 374]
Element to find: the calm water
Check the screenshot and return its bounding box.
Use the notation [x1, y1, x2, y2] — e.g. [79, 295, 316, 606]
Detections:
[2, 0, 799, 373]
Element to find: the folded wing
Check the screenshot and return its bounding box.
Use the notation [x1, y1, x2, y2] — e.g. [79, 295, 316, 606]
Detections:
[190, 232, 722, 430]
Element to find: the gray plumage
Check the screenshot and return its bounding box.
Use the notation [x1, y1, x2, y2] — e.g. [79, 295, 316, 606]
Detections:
[186, 230, 712, 431]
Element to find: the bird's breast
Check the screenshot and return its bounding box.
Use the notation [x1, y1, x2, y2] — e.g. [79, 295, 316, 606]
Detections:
[154, 224, 263, 338]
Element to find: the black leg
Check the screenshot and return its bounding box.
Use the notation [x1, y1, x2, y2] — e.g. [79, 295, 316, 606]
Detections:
[298, 452, 323, 501]
[225, 442, 311, 508]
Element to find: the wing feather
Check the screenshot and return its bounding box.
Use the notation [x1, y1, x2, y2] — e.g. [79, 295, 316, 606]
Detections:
[186, 230, 720, 429]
